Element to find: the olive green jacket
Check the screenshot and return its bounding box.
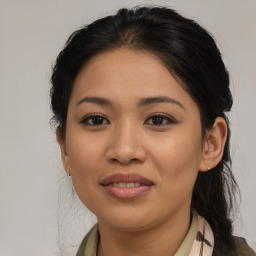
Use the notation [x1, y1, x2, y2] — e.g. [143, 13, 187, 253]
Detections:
[234, 237, 256, 256]
[76, 225, 256, 256]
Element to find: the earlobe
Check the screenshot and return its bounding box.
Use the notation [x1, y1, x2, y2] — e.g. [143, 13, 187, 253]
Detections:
[199, 117, 228, 172]
[56, 128, 70, 174]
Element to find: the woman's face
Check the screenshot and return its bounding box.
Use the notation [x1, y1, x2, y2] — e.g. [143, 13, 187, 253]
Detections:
[60, 48, 207, 231]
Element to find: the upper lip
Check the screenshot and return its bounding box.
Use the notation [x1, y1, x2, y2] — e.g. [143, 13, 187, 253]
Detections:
[100, 173, 154, 186]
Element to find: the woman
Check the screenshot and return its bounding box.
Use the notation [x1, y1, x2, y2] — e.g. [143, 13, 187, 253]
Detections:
[50, 6, 256, 256]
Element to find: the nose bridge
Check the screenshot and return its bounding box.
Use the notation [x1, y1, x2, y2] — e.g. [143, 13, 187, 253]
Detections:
[106, 118, 145, 164]
[115, 119, 137, 149]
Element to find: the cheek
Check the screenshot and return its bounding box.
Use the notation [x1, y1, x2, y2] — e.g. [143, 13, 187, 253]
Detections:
[149, 127, 202, 194]
[65, 131, 105, 205]
[67, 129, 105, 171]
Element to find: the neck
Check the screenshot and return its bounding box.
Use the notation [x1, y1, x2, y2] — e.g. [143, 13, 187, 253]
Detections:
[97, 209, 191, 256]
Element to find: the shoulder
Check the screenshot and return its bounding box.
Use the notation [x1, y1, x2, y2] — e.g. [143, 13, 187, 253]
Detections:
[233, 236, 256, 256]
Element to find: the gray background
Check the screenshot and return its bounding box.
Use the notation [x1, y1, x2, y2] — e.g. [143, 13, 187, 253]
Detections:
[0, 0, 255, 255]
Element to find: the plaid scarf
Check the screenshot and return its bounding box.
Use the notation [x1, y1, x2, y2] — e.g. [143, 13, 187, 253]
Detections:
[76, 212, 214, 256]
[189, 214, 214, 256]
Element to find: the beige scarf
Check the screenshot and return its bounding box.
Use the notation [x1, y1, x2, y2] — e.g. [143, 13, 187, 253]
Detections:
[189, 215, 214, 256]
[76, 212, 214, 256]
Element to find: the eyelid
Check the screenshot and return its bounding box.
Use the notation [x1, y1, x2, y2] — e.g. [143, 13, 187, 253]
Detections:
[144, 112, 176, 125]
[80, 113, 110, 125]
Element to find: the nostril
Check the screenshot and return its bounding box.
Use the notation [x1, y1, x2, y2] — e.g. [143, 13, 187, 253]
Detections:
[106, 142, 146, 164]
[109, 157, 140, 165]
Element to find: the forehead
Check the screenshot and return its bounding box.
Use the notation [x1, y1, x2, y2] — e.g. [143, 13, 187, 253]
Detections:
[70, 47, 195, 109]
[75, 48, 172, 88]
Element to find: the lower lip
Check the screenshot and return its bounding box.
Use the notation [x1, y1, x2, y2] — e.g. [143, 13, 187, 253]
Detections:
[103, 185, 152, 200]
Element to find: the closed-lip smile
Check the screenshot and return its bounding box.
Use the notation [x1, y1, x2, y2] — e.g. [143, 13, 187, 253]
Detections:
[100, 173, 154, 200]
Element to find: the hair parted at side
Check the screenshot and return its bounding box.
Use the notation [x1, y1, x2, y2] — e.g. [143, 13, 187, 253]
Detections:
[50, 6, 238, 255]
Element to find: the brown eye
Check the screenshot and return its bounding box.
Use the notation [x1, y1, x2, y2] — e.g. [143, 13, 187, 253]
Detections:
[81, 115, 109, 126]
[145, 114, 175, 126]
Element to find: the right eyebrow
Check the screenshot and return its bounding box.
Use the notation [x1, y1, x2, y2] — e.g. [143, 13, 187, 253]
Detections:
[76, 97, 112, 107]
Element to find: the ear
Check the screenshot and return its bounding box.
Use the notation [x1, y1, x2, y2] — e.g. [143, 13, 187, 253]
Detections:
[199, 117, 228, 172]
[56, 128, 70, 175]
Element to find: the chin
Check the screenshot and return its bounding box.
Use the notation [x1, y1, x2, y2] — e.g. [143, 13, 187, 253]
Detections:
[96, 206, 160, 232]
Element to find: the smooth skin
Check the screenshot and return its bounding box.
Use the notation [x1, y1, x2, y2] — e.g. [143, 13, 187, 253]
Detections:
[58, 48, 227, 256]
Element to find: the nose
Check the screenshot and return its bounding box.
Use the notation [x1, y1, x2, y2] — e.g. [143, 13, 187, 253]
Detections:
[105, 121, 146, 165]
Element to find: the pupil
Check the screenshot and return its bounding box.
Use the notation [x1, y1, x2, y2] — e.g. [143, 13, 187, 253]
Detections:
[93, 116, 103, 125]
[153, 117, 163, 125]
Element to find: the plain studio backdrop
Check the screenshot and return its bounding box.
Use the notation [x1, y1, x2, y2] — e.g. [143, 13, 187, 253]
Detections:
[0, 0, 255, 255]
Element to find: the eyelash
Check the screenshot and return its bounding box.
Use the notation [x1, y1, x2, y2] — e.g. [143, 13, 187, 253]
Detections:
[80, 113, 175, 126]
[81, 113, 109, 126]
[145, 113, 175, 126]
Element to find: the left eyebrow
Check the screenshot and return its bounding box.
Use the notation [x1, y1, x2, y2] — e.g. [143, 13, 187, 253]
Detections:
[138, 96, 185, 110]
